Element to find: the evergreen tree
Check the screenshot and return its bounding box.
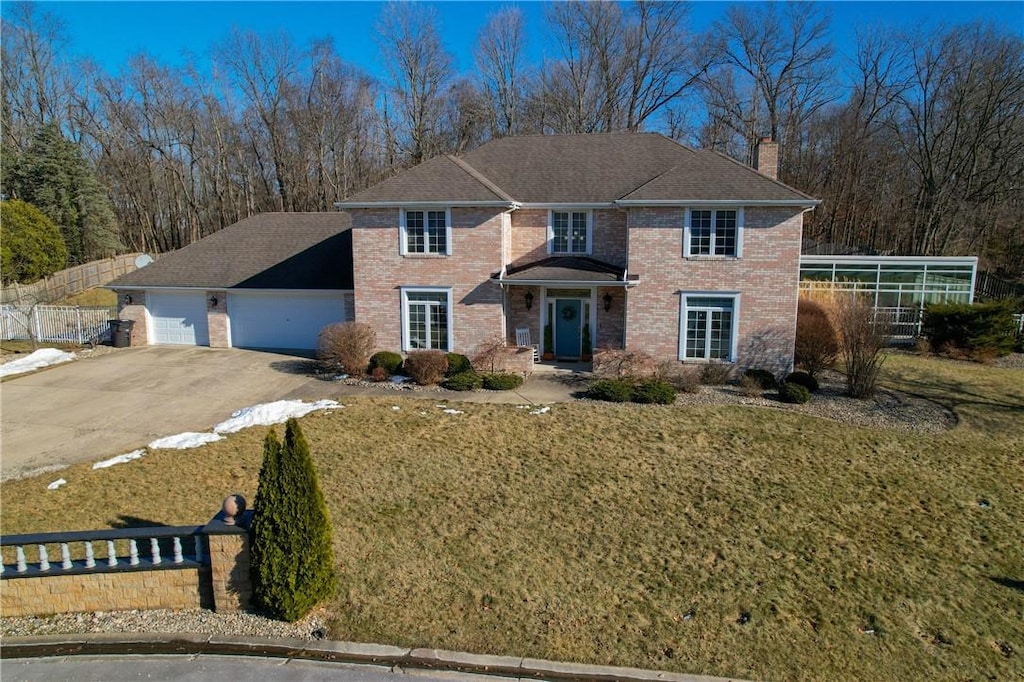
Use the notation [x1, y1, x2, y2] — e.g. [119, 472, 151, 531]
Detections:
[0, 199, 68, 284]
[8, 122, 121, 264]
[250, 419, 337, 622]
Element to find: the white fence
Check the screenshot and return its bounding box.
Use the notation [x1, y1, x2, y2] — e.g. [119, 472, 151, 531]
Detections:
[0, 305, 118, 345]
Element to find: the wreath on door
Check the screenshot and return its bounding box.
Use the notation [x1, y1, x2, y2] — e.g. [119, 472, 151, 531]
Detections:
[561, 305, 576, 322]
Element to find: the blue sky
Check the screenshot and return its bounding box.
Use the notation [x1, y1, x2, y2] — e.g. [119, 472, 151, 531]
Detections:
[18, 1, 1024, 80]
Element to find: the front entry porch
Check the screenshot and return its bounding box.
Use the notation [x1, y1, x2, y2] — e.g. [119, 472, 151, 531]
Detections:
[495, 255, 635, 365]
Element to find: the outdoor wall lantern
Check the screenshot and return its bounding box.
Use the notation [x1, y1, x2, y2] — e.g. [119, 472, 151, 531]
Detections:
[209, 295, 218, 307]
[123, 294, 132, 305]
[524, 291, 534, 310]
[603, 292, 613, 312]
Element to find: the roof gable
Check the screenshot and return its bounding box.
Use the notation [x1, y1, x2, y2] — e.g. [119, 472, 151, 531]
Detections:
[342, 155, 509, 204]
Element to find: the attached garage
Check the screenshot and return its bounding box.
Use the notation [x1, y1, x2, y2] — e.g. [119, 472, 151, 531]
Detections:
[228, 291, 349, 350]
[108, 213, 354, 350]
[148, 291, 209, 346]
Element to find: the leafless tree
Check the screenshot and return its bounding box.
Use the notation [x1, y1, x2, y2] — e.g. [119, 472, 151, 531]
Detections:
[701, 2, 834, 169]
[376, 2, 454, 163]
[475, 8, 527, 138]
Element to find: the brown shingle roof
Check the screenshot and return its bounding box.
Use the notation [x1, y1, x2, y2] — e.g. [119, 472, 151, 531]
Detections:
[108, 213, 353, 290]
[502, 256, 625, 283]
[461, 133, 698, 203]
[619, 150, 817, 202]
[339, 133, 817, 206]
[342, 155, 510, 204]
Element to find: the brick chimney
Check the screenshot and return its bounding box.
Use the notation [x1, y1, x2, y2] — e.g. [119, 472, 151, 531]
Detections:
[754, 137, 778, 180]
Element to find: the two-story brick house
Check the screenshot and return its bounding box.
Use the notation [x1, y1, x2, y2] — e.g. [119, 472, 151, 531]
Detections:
[110, 133, 817, 373]
[336, 133, 818, 372]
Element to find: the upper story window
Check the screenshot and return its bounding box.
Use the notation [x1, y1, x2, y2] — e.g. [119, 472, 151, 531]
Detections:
[550, 210, 591, 255]
[686, 208, 742, 257]
[402, 209, 451, 255]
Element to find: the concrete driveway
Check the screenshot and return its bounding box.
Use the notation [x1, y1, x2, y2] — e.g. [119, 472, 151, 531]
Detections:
[0, 346, 325, 481]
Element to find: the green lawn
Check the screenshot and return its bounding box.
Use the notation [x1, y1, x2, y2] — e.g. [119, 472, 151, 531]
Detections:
[2, 353, 1022, 681]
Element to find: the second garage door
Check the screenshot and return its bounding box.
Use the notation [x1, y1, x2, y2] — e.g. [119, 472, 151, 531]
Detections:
[148, 291, 209, 346]
[228, 292, 348, 350]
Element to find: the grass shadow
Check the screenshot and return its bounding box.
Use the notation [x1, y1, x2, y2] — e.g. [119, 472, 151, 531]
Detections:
[990, 576, 1024, 593]
[108, 515, 170, 529]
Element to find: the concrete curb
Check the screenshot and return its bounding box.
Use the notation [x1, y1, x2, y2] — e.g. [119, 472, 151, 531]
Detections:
[0, 634, 749, 681]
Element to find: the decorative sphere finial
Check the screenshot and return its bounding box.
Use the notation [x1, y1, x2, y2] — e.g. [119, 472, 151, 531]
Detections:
[221, 494, 247, 525]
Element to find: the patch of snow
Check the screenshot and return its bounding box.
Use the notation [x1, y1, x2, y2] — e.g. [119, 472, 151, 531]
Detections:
[390, 376, 411, 384]
[331, 374, 349, 381]
[391, 406, 401, 411]
[0, 348, 75, 377]
[47, 478, 67, 490]
[529, 406, 551, 415]
[213, 399, 342, 434]
[92, 450, 145, 469]
[442, 408, 465, 415]
[149, 432, 224, 450]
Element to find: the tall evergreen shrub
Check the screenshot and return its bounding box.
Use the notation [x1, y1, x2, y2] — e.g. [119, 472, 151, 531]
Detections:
[250, 419, 336, 622]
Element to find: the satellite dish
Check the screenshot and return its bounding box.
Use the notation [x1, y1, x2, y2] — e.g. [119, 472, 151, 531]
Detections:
[134, 254, 154, 268]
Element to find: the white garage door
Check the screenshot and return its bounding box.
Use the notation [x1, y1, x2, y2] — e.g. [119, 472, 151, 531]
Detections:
[148, 292, 209, 346]
[228, 292, 348, 350]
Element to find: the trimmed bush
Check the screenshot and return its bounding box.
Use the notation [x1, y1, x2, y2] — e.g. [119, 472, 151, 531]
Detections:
[587, 379, 634, 402]
[250, 419, 336, 622]
[403, 350, 448, 385]
[922, 300, 1018, 358]
[318, 321, 375, 376]
[785, 370, 819, 393]
[445, 353, 473, 376]
[656, 362, 702, 393]
[779, 381, 812, 404]
[368, 351, 403, 375]
[743, 368, 777, 389]
[593, 348, 657, 379]
[443, 371, 482, 391]
[701, 363, 734, 385]
[631, 380, 677, 405]
[795, 298, 839, 376]
[739, 375, 764, 397]
[482, 372, 524, 390]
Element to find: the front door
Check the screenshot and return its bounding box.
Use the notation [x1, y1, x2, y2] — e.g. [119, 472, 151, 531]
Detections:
[554, 299, 582, 358]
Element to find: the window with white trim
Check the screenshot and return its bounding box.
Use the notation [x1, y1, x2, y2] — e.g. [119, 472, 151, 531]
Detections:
[680, 295, 737, 361]
[402, 209, 450, 255]
[686, 209, 741, 257]
[550, 210, 590, 254]
[403, 289, 451, 351]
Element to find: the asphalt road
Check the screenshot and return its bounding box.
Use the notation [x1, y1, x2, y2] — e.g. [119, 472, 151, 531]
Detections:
[1, 655, 465, 682]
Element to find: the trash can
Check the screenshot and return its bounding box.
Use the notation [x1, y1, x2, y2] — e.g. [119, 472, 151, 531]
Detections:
[108, 319, 135, 348]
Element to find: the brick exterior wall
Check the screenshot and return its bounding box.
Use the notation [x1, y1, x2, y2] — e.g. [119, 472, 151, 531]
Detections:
[207, 290, 229, 348]
[0, 568, 207, 617]
[351, 207, 506, 355]
[116, 289, 149, 346]
[350, 203, 801, 370]
[625, 206, 803, 372]
[596, 286, 626, 350]
[206, 531, 252, 613]
[509, 208, 627, 270]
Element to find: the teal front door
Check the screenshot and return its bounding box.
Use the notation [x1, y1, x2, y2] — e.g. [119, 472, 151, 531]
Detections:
[554, 299, 582, 358]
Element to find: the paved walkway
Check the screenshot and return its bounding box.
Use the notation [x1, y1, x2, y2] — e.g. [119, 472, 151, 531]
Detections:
[0, 347, 585, 480]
